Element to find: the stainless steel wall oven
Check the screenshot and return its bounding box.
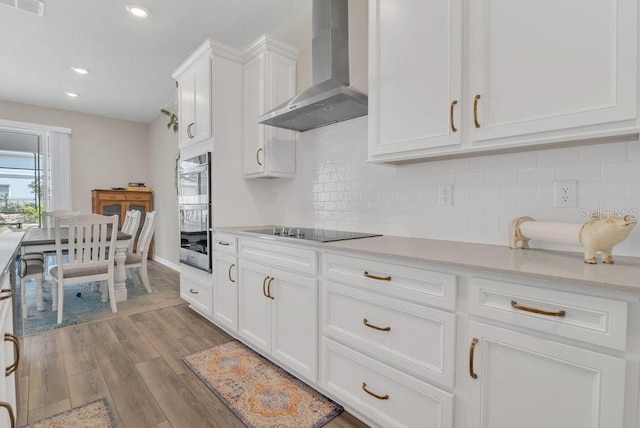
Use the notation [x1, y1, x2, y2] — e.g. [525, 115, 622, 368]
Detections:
[178, 152, 211, 272]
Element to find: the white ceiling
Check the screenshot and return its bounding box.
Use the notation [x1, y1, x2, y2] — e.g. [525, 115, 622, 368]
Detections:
[0, 0, 312, 124]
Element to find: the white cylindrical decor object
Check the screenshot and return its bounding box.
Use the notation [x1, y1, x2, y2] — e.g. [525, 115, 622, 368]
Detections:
[519, 221, 582, 247]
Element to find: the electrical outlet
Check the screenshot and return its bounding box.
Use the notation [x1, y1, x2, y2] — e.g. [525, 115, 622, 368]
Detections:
[555, 180, 577, 208]
[439, 184, 453, 207]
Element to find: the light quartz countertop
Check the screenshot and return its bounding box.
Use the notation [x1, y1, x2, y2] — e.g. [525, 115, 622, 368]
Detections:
[216, 226, 640, 295]
[0, 232, 23, 283]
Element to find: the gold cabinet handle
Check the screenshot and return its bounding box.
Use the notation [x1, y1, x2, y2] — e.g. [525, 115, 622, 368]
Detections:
[217, 241, 230, 246]
[363, 271, 391, 281]
[262, 276, 270, 297]
[473, 95, 481, 128]
[228, 263, 236, 283]
[4, 334, 19, 377]
[0, 401, 15, 428]
[256, 148, 263, 166]
[469, 338, 478, 379]
[450, 100, 458, 132]
[511, 300, 566, 317]
[266, 277, 275, 300]
[187, 122, 195, 139]
[189, 288, 198, 295]
[361, 382, 389, 400]
[363, 318, 390, 332]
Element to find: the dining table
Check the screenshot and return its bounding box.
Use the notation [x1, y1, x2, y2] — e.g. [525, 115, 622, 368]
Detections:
[20, 227, 133, 302]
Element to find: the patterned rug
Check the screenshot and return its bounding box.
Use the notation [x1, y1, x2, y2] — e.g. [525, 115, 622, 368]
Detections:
[182, 341, 343, 428]
[25, 398, 115, 427]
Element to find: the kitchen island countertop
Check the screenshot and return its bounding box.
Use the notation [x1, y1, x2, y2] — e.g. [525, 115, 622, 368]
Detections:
[216, 226, 640, 295]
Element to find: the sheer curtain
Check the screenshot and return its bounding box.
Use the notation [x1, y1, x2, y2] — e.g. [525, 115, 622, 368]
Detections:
[45, 131, 72, 211]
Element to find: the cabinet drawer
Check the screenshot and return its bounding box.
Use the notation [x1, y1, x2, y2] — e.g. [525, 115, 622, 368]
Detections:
[180, 271, 212, 317]
[238, 239, 317, 275]
[97, 192, 124, 201]
[469, 277, 628, 351]
[323, 253, 456, 310]
[213, 233, 237, 255]
[125, 192, 152, 201]
[322, 281, 455, 388]
[320, 338, 454, 428]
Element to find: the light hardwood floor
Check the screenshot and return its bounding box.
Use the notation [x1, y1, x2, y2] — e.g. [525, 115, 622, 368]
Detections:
[17, 260, 369, 427]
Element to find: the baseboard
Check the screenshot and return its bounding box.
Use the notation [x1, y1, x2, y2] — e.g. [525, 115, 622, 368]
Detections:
[152, 256, 181, 272]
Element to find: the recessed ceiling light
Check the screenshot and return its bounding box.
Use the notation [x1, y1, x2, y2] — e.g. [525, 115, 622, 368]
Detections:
[65, 92, 79, 98]
[126, 4, 149, 18]
[71, 67, 88, 75]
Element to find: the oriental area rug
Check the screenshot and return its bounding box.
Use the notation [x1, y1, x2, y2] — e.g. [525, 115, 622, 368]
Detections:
[182, 340, 344, 428]
[25, 398, 115, 428]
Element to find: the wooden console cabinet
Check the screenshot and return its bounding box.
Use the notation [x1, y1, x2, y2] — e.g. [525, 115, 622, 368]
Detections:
[91, 189, 154, 257]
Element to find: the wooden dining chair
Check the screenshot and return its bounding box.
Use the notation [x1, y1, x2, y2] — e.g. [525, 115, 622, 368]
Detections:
[125, 211, 156, 294]
[50, 213, 118, 324]
[121, 210, 141, 254]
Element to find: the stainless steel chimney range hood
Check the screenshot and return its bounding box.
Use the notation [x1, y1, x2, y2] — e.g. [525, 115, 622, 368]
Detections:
[258, 0, 368, 133]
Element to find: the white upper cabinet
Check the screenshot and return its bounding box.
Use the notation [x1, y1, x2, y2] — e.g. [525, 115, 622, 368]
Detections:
[369, 0, 639, 163]
[469, 0, 638, 147]
[243, 36, 298, 178]
[368, 0, 463, 161]
[174, 50, 212, 149]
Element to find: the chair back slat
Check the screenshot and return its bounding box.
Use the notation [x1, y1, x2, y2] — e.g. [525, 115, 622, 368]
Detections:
[137, 211, 157, 257]
[121, 210, 141, 253]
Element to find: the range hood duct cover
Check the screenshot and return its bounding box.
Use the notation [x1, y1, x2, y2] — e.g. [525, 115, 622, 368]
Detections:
[258, 0, 367, 132]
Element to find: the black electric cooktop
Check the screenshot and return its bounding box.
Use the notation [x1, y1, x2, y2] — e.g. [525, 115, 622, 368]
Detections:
[245, 227, 382, 243]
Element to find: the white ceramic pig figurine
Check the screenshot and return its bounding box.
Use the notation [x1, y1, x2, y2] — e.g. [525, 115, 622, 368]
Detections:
[580, 214, 637, 264]
[509, 214, 637, 264]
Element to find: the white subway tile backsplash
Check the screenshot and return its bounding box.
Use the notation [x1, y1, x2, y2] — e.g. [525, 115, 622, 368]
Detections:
[579, 142, 628, 164]
[270, 117, 640, 257]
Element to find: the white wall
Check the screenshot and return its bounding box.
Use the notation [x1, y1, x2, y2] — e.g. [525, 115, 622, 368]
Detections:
[147, 114, 180, 266]
[0, 99, 149, 213]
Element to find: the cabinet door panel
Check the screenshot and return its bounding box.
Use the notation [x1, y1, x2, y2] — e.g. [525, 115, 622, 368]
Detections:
[213, 252, 238, 333]
[179, 76, 196, 147]
[237, 260, 271, 354]
[369, 0, 462, 156]
[470, 0, 637, 143]
[467, 321, 626, 428]
[243, 53, 266, 175]
[193, 59, 212, 143]
[270, 268, 318, 382]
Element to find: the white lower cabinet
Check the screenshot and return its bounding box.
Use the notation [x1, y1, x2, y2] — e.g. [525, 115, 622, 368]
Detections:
[213, 251, 238, 333]
[180, 267, 212, 318]
[466, 321, 626, 428]
[321, 338, 454, 428]
[238, 259, 318, 382]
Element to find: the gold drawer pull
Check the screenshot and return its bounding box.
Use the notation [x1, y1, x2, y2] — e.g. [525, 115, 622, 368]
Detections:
[361, 382, 389, 400]
[363, 271, 391, 281]
[0, 401, 15, 428]
[4, 333, 19, 377]
[257, 148, 263, 166]
[217, 241, 230, 246]
[450, 100, 458, 132]
[266, 277, 275, 300]
[189, 288, 198, 295]
[363, 318, 390, 332]
[469, 338, 478, 379]
[511, 300, 566, 317]
[228, 263, 235, 283]
[473, 94, 481, 128]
